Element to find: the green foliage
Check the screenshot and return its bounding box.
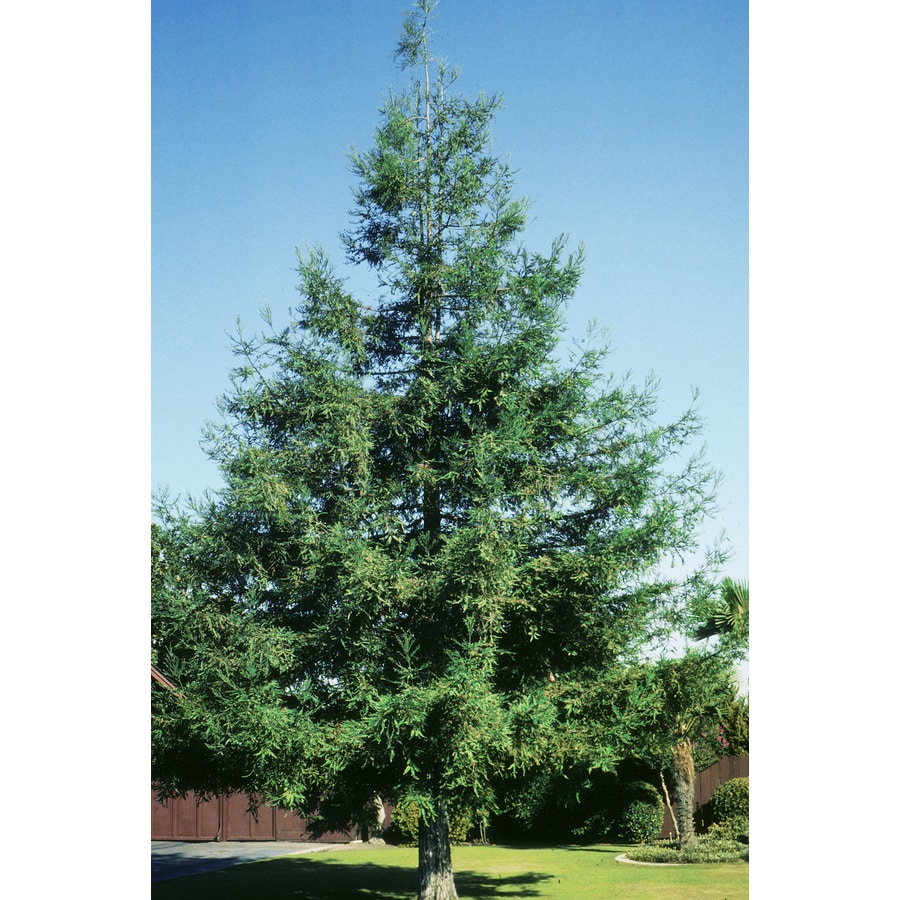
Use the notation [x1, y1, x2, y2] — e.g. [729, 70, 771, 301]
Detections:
[618, 781, 664, 843]
[637, 652, 744, 772]
[493, 765, 620, 843]
[723, 696, 750, 756]
[492, 762, 668, 845]
[632, 653, 744, 849]
[693, 577, 749, 659]
[493, 769, 560, 839]
[388, 797, 475, 845]
[691, 696, 749, 771]
[152, 0, 722, 867]
[710, 777, 749, 826]
[386, 798, 422, 845]
[706, 818, 749, 843]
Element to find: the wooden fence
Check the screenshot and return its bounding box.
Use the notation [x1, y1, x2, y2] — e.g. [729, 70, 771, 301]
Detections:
[659, 754, 748, 838]
[150, 789, 383, 842]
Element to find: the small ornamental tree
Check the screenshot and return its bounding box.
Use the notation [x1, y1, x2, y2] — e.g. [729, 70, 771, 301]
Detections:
[642, 652, 740, 848]
[151, 3, 722, 898]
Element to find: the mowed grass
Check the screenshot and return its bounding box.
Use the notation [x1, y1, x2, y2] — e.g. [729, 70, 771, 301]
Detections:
[152, 843, 749, 900]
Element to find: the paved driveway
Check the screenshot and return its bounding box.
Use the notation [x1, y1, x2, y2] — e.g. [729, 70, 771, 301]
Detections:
[151, 840, 348, 882]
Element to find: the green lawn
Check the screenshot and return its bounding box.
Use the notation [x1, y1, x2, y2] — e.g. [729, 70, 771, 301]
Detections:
[152, 843, 749, 899]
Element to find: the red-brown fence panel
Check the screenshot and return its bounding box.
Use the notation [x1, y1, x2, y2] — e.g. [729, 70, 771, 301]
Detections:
[150, 788, 367, 842]
[222, 794, 276, 841]
[151, 790, 221, 841]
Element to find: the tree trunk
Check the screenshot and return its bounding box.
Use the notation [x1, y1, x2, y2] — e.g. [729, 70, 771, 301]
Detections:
[672, 740, 697, 848]
[418, 797, 459, 900]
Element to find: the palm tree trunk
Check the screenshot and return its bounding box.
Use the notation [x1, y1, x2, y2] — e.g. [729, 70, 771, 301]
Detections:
[672, 740, 697, 848]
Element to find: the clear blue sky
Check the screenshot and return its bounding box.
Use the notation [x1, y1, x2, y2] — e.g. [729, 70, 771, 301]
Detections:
[152, 0, 748, 582]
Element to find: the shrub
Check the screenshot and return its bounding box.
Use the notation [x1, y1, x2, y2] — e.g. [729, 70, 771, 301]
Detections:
[386, 798, 473, 845]
[617, 781, 664, 843]
[385, 798, 417, 844]
[707, 817, 749, 843]
[626, 834, 749, 864]
[493, 767, 623, 844]
[499, 770, 557, 835]
[710, 777, 748, 826]
[491, 760, 665, 845]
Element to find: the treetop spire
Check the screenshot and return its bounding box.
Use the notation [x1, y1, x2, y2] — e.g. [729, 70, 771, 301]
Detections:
[395, 0, 439, 71]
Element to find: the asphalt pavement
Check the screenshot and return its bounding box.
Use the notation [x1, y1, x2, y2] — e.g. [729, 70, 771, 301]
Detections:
[151, 840, 362, 882]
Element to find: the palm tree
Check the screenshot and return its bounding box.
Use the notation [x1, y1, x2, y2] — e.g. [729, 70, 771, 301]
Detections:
[695, 578, 748, 645]
[650, 653, 738, 848]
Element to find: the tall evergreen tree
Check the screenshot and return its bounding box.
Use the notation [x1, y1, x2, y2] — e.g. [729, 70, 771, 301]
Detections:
[152, 3, 722, 897]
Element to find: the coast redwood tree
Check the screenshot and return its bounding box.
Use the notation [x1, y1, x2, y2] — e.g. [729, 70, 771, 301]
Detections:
[152, 3, 722, 897]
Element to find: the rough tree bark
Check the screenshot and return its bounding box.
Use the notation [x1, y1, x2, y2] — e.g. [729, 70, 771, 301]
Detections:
[672, 739, 697, 848]
[418, 797, 459, 900]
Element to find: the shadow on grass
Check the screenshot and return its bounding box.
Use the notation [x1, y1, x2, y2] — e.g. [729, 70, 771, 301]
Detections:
[556, 845, 629, 855]
[152, 854, 551, 900]
[487, 842, 625, 858]
[556, 844, 624, 855]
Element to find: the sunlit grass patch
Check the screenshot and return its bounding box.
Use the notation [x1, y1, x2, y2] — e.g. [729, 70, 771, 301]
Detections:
[152, 842, 748, 900]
